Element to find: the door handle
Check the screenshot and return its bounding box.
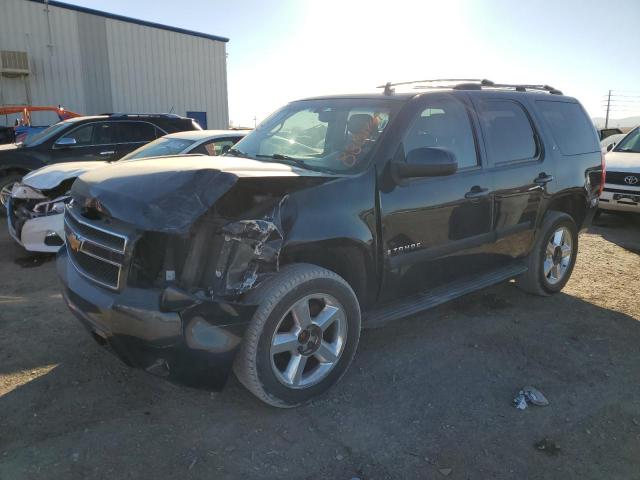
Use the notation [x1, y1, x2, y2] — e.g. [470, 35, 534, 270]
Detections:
[465, 186, 489, 199]
[534, 173, 554, 185]
[99, 150, 115, 156]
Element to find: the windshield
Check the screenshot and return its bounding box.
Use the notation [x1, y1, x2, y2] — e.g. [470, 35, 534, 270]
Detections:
[229, 98, 398, 173]
[21, 121, 70, 147]
[120, 137, 197, 160]
[614, 127, 640, 153]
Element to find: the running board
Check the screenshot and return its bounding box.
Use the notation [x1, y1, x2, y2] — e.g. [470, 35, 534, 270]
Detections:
[364, 263, 528, 329]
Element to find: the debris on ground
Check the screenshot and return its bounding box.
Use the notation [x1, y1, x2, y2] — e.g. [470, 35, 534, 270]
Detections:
[439, 467, 453, 476]
[513, 386, 550, 410]
[14, 254, 54, 268]
[534, 437, 561, 456]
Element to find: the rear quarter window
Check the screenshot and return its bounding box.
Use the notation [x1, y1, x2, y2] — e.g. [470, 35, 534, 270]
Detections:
[535, 101, 599, 155]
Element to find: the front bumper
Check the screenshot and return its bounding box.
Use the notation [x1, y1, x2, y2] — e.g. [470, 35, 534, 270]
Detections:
[7, 196, 65, 253]
[10, 211, 65, 253]
[57, 246, 256, 390]
[599, 188, 640, 213]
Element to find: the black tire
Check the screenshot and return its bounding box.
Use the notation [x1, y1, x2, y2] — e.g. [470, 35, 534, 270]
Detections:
[0, 174, 23, 218]
[233, 263, 361, 408]
[517, 211, 578, 296]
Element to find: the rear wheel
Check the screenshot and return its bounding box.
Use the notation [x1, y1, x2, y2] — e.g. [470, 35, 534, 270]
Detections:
[517, 211, 578, 296]
[233, 263, 361, 408]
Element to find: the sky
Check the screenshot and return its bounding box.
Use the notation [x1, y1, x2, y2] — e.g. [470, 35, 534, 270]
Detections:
[64, 0, 640, 127]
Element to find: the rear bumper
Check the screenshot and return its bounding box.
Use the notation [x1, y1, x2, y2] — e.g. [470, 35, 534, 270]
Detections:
[57, 246, 256, 390]
[599, 189, 640, 213]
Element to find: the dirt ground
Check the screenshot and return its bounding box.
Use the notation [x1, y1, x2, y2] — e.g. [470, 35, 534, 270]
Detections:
[1, 213, 639, 480]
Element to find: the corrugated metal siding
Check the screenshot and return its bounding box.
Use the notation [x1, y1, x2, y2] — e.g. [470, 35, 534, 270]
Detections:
[0, 0, 228, 127]
[76, 12, 113, 114]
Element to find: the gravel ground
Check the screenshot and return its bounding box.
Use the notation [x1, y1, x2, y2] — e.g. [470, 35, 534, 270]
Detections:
[1, 212, 639, 479]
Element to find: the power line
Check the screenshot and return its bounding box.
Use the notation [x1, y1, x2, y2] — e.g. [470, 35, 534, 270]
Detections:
[602, 89, 640, 125]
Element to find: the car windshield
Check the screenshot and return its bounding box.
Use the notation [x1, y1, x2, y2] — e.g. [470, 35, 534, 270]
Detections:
[614, 127, 640, 153]
[21, 121, 70, 147]
[229, 98, 398, 173]
[120, 137, 197, 160]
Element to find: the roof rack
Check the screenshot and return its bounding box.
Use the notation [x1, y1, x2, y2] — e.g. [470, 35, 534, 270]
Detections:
[378, 79, 563, 96]
[99, 113, 182, 118]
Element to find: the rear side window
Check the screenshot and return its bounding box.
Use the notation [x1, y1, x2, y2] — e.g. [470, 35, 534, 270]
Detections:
[59, 122, 116, 146]
[116, 122, 157, 143]
[536, 101, 599, 155]
[478, 100, 537, 164]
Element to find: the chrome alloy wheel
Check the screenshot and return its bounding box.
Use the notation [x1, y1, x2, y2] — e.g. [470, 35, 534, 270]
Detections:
[544, 226, 573, 285]
[270, 293, 347, 389]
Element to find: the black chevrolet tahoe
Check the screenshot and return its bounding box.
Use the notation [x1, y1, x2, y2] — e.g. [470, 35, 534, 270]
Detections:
[0, 113, 201, 209]
[57, 80, 604, 407]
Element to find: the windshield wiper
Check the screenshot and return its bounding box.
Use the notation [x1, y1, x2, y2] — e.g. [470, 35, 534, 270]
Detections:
[256, 153, 309, 169]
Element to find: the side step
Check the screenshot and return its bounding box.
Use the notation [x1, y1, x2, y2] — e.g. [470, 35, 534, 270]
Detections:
[364, 262, 528, 329]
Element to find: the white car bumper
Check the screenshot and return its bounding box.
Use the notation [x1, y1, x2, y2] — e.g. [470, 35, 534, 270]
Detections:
[599, 185, 640, 213]
[8, 211, 65, 253]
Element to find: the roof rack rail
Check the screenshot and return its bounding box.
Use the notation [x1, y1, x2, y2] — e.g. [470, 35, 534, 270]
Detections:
[378, 79, 563, 95]
[100, 113, 181, 118]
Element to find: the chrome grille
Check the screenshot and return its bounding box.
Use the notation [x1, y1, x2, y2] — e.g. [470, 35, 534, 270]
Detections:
[606, 171, 640, 186]
[64, 207, 129, 290]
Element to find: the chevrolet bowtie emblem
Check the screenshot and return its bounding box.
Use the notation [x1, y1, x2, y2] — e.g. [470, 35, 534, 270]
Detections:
[66, 231, 82, 253]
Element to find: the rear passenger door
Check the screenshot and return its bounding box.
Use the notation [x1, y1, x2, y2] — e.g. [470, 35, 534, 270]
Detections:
[113, 121, 159, 158]
[473, 97, 551, 261]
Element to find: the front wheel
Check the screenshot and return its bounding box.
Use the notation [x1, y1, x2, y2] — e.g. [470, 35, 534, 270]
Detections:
[517, 211, 578, 296]
[233, 264, 361, 408]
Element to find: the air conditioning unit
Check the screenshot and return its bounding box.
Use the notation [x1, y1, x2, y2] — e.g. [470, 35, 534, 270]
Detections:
[1, 51, 30, 76]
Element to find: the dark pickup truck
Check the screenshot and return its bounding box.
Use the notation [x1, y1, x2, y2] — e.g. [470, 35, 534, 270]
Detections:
[57, 79, 604, 407]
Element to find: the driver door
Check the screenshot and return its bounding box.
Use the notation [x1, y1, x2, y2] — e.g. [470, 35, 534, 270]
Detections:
[50, 121, 118, 163]
[378, 93, 496, 301]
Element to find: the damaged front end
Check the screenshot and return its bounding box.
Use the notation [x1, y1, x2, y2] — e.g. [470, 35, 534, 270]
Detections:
[8, 182, 72, 251]
[127, 193, 286, 303]
[58, 156, 332, 390]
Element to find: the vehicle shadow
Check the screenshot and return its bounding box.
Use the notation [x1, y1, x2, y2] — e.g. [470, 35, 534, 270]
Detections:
[1, 283, 639, 480]
[591, 211, 640, 254]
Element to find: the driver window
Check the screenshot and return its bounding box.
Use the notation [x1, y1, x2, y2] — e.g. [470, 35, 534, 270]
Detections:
[59, 124, 94, 146]
[58, 122, 116, 147]
[403, 97, 478, 169]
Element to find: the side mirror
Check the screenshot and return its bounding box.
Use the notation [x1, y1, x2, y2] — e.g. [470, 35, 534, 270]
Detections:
[606, 143, 615, 152]
[393, 147, 458, 179]
[54, 137, 77, 148]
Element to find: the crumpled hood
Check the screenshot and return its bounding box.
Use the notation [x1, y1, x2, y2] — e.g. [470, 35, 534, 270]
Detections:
[71, 155, 333, 234]
[605, 151, 640, 173]
[22, 161, 109, 191]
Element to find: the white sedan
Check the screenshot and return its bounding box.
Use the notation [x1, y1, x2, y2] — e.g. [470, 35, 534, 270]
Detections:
[6, 130, 247, 252]
[600, 133, 626, 154]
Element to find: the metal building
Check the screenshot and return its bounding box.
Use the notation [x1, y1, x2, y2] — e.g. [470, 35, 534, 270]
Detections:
[0, 0, 229, 129]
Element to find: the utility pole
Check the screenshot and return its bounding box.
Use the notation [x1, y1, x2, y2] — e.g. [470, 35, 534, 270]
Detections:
[605, 90, 611, 128]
